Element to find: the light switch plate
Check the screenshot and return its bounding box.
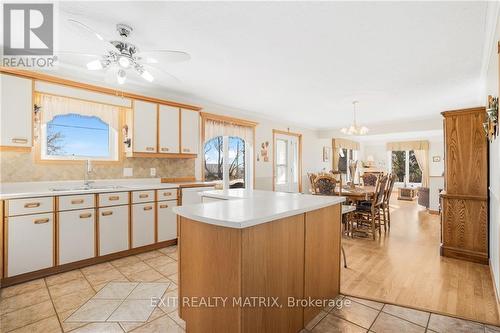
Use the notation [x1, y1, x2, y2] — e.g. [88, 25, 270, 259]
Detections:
[123, 168, 133, 177]
[150, 168, 156, 177]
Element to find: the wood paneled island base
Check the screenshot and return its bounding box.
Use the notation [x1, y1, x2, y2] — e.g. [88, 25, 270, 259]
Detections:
[177, 204, 341, 333]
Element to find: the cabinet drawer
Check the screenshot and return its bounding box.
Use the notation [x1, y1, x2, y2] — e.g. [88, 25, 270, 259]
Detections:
[132, 190, 155, 204]
[58, 209, 95, 265]
[7, 197, 54, 216]
[157, 189, 178, 201]
[98, 192, 129, 207]
[7, 213, 54, 277]
[58, 194, 95, 211]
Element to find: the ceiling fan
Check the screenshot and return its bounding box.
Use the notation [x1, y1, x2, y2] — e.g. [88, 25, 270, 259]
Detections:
[65, 19, 190, 85]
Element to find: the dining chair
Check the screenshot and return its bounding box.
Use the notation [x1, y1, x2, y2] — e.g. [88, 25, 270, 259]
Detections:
[381, 173, 397, 230]
[312, 174, 350, 267]
[354, 174, 389, 240]
[307, 172, 318, 194]
[362, 173, 378, 187]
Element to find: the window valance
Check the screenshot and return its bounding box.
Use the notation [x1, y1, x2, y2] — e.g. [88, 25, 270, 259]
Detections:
[386, 140, 429, 151]
[332, 138, 360, 151]
[202, 113, 256, 146]
[38, 93, 120, 131]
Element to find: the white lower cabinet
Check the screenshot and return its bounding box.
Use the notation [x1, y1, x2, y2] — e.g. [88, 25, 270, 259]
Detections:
[132, 203, 155, 248]
[7, 213, 53, 277]
[58, 209, 95, 265]
[157, 200, 178, 242]
[99, 205, 129, 256]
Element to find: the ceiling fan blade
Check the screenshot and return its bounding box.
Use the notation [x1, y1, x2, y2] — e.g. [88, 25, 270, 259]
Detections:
[57, 51, 100, 58]
[142, 64, 181, 83]
[67, 18, 115, 51]
[137, 50, 191, 64]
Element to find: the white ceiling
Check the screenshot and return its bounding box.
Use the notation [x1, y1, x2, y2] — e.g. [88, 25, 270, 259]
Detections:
[51, 1, 489, 130]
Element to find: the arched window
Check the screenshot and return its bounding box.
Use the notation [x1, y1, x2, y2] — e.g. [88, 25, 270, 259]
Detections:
[204, 136, 246, 188]
[45, 114, 110, 158]
[38, 93, 120, 161]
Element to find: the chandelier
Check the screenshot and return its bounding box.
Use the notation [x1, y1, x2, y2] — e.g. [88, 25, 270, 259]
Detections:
[341, 101, 369, 135]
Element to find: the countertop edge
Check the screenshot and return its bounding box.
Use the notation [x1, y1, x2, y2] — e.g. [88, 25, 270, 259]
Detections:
[173, 196, 345, 229]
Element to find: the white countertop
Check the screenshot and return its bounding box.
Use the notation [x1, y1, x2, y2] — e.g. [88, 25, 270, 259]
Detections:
[0, 179, 216, 200]
[173, 189, 345, 229]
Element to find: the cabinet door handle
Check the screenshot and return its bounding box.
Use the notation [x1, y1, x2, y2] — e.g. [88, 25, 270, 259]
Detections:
[71, 199, 84, 204]
[24, 202, 41, 208]
[146, 147, 155, 151]
[160, 147, 169, 152]
[139, 194, 149, 198]
[163, 192, 172, 196]
[101, 211, 113, 216]
[34, 218, 50, 224]
[159, 204, 169, 209]
[12, 138, 28, 144]
[182, 148, 190, 152]
[143, 206, 153, 211]
[108, 196, 120, 201]
[79, 213, 92, 219]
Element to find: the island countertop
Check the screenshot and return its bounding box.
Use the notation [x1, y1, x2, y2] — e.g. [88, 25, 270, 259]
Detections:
[173, 189, 345, 229]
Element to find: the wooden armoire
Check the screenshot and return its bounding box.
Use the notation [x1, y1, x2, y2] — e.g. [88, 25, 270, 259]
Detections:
[440, 107, 489, 264]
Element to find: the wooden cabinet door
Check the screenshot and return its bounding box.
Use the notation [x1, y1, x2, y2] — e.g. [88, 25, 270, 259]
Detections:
[133, 100, 157, 153]
[98, 206, 129, 255]
[158, 105, 179, 154]
[132, 203, 155, 248]
[7, 213, 53, 276]
[157, 200, 178, 241]
[0, 74, 32, 147]
[180, 109, 199, 154]
[58, 209, 95, 265]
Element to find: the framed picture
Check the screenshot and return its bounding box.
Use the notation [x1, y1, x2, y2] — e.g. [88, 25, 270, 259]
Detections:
[432, 156, 441, 162]
[323, 146, 331, 162]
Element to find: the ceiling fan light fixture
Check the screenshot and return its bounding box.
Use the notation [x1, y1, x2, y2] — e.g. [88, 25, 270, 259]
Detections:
[118, 56, 131, 68]
[86, 59, 103, 70]
[117, 69, 127, 85]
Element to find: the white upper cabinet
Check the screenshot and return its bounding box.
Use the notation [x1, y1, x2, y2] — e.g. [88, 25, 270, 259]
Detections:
[158, 105, 179, 154]
[133, 100, 157, 153]
[180, 109, 199, 154]
[0, 74, 32, 147]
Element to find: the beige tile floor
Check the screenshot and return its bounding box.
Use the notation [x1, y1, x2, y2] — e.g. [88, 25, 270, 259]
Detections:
[1, 245, 500, 332]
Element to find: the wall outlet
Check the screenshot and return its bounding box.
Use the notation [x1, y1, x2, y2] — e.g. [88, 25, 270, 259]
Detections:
[123, 168, 133, 177]
[150, 168, 156, 177]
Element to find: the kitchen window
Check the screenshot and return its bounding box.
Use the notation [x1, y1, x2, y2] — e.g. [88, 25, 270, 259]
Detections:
[204, 136, 246, 188]
[201, 115, 255, 189]
[37, 93, 121, 161]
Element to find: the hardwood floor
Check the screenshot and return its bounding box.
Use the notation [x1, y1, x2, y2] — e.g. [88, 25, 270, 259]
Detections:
[341, 198, 500, 325]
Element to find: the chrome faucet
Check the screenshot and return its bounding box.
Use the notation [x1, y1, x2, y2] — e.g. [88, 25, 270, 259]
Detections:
[84, 159, 94, 188]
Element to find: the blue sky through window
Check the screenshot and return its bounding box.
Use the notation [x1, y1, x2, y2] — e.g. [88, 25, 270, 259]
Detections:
[47, 114, 109, 157]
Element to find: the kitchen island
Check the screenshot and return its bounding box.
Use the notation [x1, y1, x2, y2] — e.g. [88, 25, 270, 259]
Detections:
[173, 189, 345, 333]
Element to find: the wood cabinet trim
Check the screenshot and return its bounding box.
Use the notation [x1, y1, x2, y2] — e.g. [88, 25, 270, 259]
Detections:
[0, 67, 202, 111]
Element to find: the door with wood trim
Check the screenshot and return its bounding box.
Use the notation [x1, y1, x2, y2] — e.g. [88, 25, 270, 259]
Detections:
[274, 133, 299, 193]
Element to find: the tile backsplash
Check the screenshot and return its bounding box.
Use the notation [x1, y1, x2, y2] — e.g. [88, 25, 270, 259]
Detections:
[0, 151, 195, 183]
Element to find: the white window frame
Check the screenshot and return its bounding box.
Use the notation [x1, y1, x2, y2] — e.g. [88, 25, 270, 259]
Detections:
[204, 135, 252, 190]
[388, 150, 422, 187]
[40, 115, 119, 162]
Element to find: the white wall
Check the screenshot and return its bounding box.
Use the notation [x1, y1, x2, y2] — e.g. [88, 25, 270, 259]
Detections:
[485, 5, 500, 301]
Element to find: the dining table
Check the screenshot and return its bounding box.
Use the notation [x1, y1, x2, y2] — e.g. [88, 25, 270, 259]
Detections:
[335, 185, 376, 202]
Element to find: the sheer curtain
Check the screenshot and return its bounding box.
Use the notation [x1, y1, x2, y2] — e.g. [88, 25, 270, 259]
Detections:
[413, 149, 429, 187]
